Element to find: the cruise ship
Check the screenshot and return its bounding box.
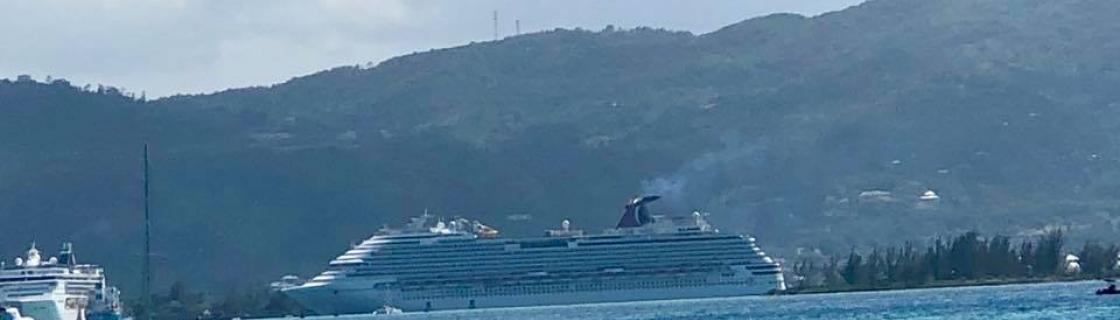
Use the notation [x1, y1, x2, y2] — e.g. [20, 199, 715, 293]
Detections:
[0, 243, 122, 320]
[281, 196, 786, 314]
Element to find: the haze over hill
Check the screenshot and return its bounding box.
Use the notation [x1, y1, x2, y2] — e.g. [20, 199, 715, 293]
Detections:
[4, 0, 1120, 293]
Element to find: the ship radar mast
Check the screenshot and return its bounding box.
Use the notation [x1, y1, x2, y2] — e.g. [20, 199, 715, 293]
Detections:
[693, 211, 713, 232]
[406, 212, 433, 231]
[25, 243, 41, 267]
[59, 242, 76, 266]
[546, 219, 582, 237]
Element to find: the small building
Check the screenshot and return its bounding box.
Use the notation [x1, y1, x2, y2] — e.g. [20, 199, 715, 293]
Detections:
[919, 190, 940, 201]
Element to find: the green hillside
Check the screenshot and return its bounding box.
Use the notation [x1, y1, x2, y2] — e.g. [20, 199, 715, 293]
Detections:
[4, 0, 1120, 293]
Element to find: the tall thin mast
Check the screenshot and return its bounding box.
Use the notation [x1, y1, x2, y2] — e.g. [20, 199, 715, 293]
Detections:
[493, 10, 499, 41]
[142, 144, 151, 318]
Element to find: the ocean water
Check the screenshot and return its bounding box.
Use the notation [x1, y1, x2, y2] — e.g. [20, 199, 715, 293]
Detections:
[266, 281, 1119, 319]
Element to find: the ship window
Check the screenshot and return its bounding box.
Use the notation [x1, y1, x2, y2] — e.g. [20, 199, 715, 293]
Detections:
[519, 239, 568, 249]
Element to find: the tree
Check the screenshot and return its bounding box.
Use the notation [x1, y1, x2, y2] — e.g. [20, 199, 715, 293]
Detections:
[1077, 242, 1120, 277]
[261, 291, 309, 317]
[823, 257, 847, 288]
[842, 249, 865, 286]
[1034, 229, 1065, 276]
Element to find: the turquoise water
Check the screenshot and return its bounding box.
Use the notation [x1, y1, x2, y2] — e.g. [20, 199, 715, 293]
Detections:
[267, 281, 1119, 319]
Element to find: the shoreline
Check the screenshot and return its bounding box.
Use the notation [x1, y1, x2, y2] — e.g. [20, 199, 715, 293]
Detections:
[784, 276, 1099, 295]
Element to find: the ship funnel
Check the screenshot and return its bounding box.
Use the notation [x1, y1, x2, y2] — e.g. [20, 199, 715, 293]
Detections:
[615, 195, 661, 228]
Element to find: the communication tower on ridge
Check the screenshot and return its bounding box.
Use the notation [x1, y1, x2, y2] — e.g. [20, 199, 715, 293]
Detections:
[492, 11, 499, 40]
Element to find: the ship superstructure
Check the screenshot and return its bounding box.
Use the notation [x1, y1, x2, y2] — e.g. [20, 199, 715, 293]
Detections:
[0, 243, 122, 320]
[282, 196, 785, 313]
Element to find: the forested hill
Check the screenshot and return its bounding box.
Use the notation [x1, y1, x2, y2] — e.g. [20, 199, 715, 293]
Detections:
[5, 0, 1120, 293]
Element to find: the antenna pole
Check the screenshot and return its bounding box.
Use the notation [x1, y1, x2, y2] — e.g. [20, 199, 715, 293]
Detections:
[142, 144, 152, 319]
[493, 10, 499, 40]
[515, 19, 521, 35]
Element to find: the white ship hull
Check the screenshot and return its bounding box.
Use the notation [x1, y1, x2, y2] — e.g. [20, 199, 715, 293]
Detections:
[286, 273, 785, 313]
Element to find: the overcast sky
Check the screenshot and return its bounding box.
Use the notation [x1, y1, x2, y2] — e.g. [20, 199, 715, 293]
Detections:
[1, 0, 863, 97]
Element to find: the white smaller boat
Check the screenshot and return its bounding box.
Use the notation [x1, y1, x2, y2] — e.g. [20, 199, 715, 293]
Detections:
[372, 305, 403, 315]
